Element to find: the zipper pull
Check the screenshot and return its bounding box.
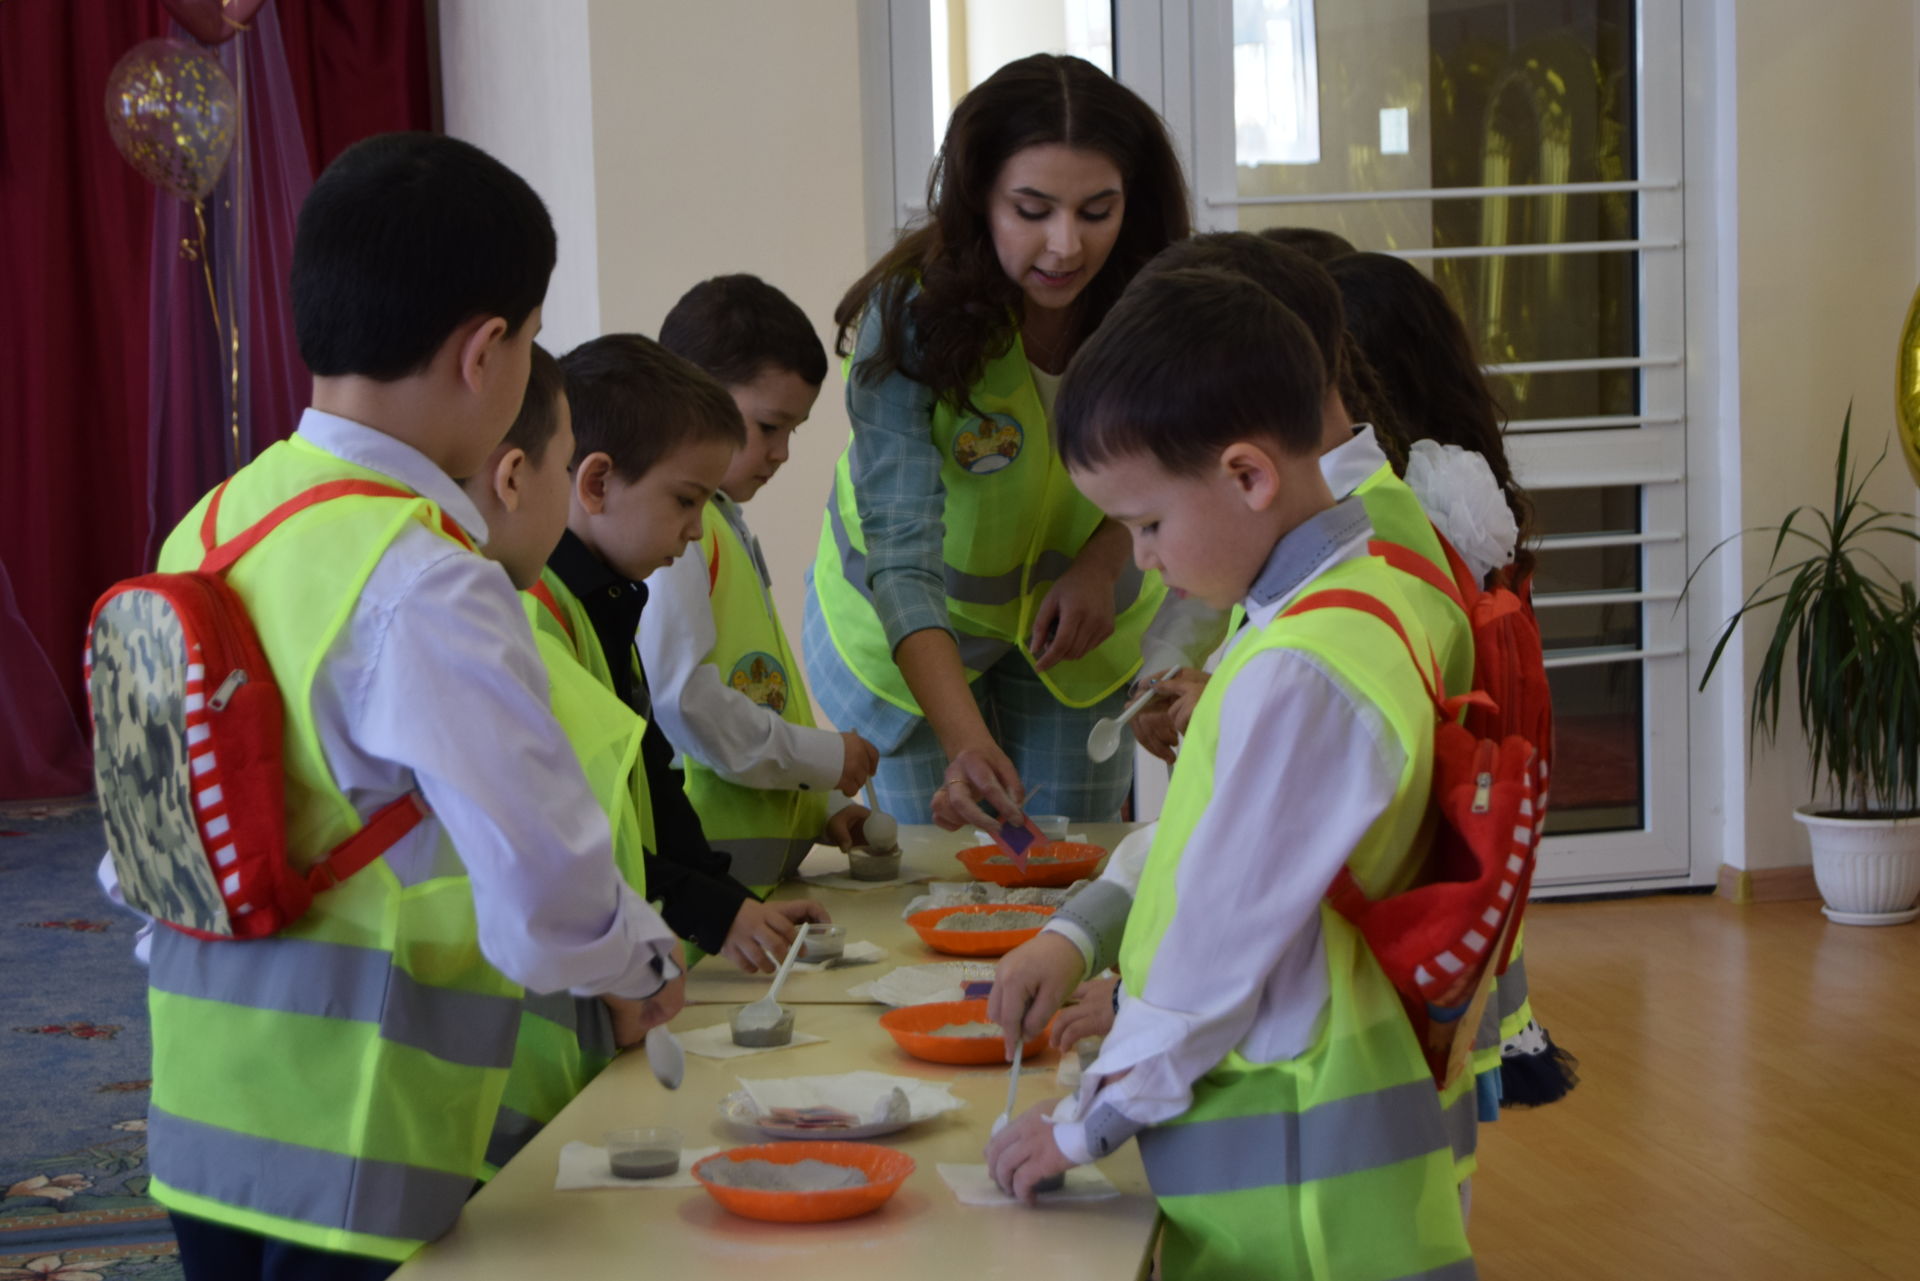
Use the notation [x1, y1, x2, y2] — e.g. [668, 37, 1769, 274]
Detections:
[1470, 740, 1496, 814]
[208, 669, 248, 711]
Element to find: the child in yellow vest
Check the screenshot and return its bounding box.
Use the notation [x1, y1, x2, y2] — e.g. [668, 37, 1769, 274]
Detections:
[115, 134, 683, 1281]
[643, 274, 881, 886]
[985, 268, 1474, 1279]
[458, 343, 678, 1171]
[549, 334, 832, 972]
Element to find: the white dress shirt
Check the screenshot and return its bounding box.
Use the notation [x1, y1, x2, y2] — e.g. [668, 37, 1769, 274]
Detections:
[1050, 500, 1407, 1165]
[99, 410, 679, 1000]
[639, 495, 845, 799]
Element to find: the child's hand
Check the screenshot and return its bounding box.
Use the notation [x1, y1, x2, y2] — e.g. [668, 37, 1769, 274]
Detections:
[1049, 976, 1117, 1050]
[1160, 668, 1209, 736]
[721, 898, 832, 973]
[989, 931, 1087, 1058]
[604, 949, 687, 1048]
[836, 730, 880, 795]
[821, 804, 871, 851]
[1132, 699, 1181, 763]
[985, 1101, 1076, 1204]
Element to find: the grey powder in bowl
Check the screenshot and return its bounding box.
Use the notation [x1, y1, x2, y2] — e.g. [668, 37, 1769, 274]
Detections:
[937, 909, 1050, 932]
[704, 1158, 870, 1192]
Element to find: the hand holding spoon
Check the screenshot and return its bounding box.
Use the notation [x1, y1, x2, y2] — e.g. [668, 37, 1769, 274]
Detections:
[1086, 673, 1173, 762]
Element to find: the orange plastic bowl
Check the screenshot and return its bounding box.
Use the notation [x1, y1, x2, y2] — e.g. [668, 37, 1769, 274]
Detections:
[690, 1141, 915, 1223]
[878, 998, 1050, 1065]
[957, 840, 1106, 888]
[907, 903, 1056, 957]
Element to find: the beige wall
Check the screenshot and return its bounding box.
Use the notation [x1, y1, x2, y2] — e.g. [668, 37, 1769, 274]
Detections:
[1729, 0, 1919, 867]
[587, 1, 869, 697]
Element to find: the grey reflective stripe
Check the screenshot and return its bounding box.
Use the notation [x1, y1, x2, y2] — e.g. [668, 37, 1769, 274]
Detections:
[1444, 1079, 1478, 1165]
[832, 488, 1071, 610]
[150, 1105, 475, 1244]
[1472, 998, 1501, 1053]
[1495, 955, 1531, 1020]
[1055, 879, 1134, 976]
[151, 927, 517, 1070]
[522, 991, 619, 1062]
[1391, 1260, 1479, 1281]
[1137, 1078, 1450, 1196]
[710, 835, 814, 888]
[485, 1106, 541, 1172]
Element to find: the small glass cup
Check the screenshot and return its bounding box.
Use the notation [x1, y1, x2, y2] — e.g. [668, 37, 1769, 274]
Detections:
[604, 1125, 682, 1180]
[1030, 814, 1070, 841]
[799, 923, 847, 962]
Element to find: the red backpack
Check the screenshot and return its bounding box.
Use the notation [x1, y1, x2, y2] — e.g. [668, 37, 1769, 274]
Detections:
[1287, 535, 1553, 1089]
[86, 480, 465, 941]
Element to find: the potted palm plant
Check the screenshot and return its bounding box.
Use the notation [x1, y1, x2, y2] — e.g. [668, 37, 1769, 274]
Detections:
[1692, 409, 1920, 924]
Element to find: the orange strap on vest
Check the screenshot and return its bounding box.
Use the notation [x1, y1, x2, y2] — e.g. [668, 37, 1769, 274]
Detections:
[527, 579, 574, 642]
[198, 478, 477, 576]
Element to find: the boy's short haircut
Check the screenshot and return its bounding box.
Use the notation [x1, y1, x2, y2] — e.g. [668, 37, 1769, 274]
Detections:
[558, 334, 747, 479]
[659, 274, 829, 389]
[1141, 234, 1345, 388]
[502, 343, 565, 464]
[1257, 225, 1358, 263]
[292, 132, 556, 380]
[1056, 268, 1325, 475]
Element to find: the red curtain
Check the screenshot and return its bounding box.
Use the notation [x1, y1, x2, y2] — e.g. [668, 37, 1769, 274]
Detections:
[0, 0, 433, 800]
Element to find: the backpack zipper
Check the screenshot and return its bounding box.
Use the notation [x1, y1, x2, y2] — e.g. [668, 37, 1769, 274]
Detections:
[1471, 740, 1496, 814]
[208, 668, 248, 711]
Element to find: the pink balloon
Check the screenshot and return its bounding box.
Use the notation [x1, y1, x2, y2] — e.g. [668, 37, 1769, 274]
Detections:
[103, 38, 238, 203]
[160, 0, 268, 47]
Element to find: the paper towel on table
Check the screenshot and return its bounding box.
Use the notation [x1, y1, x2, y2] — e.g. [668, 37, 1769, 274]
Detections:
[679, 1022, 827, 1060]
[799, 869, 936, 893]
[555, 1142, 721, 1190]
[736, 1071, 964, 1125]
[792, 940, 887, 971]
[935, 1162, 1120, 1206]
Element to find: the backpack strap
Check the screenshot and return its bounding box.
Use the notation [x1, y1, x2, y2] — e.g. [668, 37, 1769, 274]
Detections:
[1283, 587, 1492, 724]
[527, 578, 575, 642]
[1367, 536, 1469, 615]
[304, 793, 431, 893]
[198, 479, 478, 575]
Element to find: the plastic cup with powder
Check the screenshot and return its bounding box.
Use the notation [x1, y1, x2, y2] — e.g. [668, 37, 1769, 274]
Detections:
[605, 1126, 682, 1180]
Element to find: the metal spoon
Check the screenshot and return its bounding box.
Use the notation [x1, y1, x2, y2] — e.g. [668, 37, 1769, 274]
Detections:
[1086, 676, 1171, 762]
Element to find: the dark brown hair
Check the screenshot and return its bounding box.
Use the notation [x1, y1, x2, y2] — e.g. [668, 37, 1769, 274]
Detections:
[835, 54, 1190, 411]
[1257, 225, 1357, 263]
[501, 343, 566, 464]
[660, 274, 828, 388]
[557, 334, 745, 479]
[1055, 268, 1324, 475]
[1328, 252, 1534, 572]
[1138, 234, 1407, 472]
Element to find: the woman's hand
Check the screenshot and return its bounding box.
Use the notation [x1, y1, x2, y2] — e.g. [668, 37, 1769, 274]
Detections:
[1029, 521, 1131, 673]
[929, 743, 1029, 832]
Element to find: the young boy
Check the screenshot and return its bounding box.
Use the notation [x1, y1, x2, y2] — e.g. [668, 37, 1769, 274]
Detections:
[127, 134, 683, 1280]
[984, 268, 1474, 1279]
[644, 274, 880, 886]
[459, 344, 670, 1172]
[548, 333, 830, 972]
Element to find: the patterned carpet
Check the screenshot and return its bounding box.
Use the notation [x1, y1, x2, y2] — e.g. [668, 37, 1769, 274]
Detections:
[0, 801, 180, 1280]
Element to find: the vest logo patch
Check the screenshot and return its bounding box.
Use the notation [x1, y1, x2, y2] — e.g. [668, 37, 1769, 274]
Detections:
[728, 651, 790, 714]
[952, 413, 1023, 475]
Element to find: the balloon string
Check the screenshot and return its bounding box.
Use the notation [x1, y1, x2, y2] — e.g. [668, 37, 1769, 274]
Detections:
[226, 37, 247, 469]
[190, 200, 221, 350]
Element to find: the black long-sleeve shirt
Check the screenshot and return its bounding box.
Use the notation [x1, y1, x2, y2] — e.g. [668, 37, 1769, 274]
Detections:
[547, 529, 754, 952]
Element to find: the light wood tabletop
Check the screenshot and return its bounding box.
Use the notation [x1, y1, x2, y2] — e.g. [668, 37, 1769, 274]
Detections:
[394, 824, 1157, 1279]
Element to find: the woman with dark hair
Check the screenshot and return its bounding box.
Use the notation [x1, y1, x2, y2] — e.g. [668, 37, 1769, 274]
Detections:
[805, 54, 1191, 830]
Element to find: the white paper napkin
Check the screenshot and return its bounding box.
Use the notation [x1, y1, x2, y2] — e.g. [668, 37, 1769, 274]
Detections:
[791, 940, 887, 971]
[679, 1021, 828, 1060]
[555, 1142, 721, 1190]
[935, 1162, 1120, 1206]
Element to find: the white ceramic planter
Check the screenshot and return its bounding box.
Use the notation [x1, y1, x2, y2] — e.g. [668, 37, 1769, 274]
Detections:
[1793, 807, 1920, 925]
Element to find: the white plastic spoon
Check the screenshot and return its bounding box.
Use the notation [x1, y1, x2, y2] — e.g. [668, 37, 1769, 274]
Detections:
[1086, 676, 1171, 762]
[736, 923, 810, 1032]
[861, 809, 898, 852]
[991, 1034, 1024, 1137]
[643, 1025, 684, 1090]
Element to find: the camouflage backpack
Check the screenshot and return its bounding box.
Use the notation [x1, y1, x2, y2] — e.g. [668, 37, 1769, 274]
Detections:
[86, 479, 438, 940]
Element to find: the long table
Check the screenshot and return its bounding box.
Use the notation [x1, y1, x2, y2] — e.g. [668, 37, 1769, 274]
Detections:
[394, 823, 1156, 1280]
